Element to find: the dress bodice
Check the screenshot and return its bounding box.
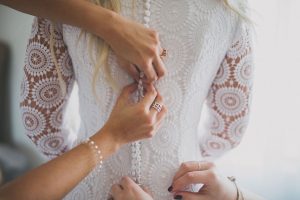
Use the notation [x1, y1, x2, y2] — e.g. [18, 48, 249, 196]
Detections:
[20, 0, 253, 199]
[62, 1, 238, 199]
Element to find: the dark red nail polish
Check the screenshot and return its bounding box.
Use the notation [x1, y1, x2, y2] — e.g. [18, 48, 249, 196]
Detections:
[168, 186, 173, 192]
[174, 195, 183, 200]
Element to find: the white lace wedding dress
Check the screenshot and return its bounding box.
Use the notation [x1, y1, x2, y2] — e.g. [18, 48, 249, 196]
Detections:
[20, 0, 253, 199]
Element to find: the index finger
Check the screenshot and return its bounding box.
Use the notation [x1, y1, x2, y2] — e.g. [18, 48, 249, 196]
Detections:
[110, 184, 123, 199]
[153, 54, 167, 79]
[172, 170, 212, 192]
[139, 60, 157, 83]
[173, 161, 215, 182]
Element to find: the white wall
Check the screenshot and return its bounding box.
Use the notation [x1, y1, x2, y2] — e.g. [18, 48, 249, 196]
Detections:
[0, 5, 44, 165]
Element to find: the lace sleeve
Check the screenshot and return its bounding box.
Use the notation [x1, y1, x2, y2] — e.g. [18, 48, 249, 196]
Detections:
[20, 18, 75, 159]
[200, 23, 253, 158]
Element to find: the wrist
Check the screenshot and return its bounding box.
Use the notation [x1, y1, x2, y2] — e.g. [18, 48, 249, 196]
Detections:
[91, 127, 121, 157]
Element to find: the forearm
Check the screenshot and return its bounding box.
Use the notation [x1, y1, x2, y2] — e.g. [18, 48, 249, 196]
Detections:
[0, 129, 119, 200]
[0, 0, 117, 41]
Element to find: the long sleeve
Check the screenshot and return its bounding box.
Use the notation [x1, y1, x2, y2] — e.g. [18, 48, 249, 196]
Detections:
[20, 18, 75, 159]
[200, 22, 253, 158]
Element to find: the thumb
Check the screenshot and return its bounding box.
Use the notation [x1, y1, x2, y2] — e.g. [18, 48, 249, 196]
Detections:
[174, 191, 205, 200]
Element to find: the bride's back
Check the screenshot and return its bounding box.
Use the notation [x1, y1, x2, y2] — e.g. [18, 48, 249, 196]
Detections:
[20, 0, 251, 199]
[61, 1, 239, 199]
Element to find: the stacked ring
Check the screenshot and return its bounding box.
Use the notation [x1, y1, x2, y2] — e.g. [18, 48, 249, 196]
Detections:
[151, 101, 163, 113]
[160, 48, 167, 58]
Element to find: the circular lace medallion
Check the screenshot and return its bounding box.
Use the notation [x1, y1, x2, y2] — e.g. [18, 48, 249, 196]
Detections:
[228, 116, 249, 142]
[210, 110, 226, 134]
[39, 19, 65, 48]
[147, 159, 178, 200]
[214, 61, 230, 85]
[58, 51, 73, 77]
[25, 42, 53, 76]
[31, 77, 63, 109]
[160, 34, 192, 77]
[228, 26, 250, 59]
[201, 135, 232, 157]
[148, 119, 180, 156]
[152, 1, 191, 34]
[234, 55, 253, 86]
[215, 87, 247, 117]
[193, 0, 220, 14]
[37, 132, 68, 156]
[156, 79, 183, 117]
[50, 107, 63, 129]
[22, 106, 46, 137]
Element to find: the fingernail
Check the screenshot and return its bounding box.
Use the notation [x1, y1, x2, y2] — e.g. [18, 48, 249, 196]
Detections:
[174, 195, 183, 200]
[168, 186, 173, 192]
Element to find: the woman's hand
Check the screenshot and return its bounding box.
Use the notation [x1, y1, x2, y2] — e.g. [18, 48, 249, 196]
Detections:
[98, 83, 167, 149]
[0, 82, 164, 200]
[105, 14, 167, 83]
[0, 0, 166, 82]
[169, 161, 237, 200]
[110, 176, 153, 200]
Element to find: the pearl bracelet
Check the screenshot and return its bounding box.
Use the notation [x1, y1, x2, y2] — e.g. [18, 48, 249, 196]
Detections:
[83, 138, 103, 172]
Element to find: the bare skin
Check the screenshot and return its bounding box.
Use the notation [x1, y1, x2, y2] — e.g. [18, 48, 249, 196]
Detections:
[111, 161, 265, 200]
[0, 83, 167, 200]
[110, 177, 153, 200]
[110, 162, 237, 200]
[170, 161, 237, 200]
[0, 0, 167, 82]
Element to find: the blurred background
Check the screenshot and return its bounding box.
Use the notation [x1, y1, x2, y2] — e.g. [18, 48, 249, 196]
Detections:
[0, 0, 299, 199]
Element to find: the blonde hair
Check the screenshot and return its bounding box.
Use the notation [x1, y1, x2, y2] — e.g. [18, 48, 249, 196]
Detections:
[50, 0, 249, 97]
[224, 0, 251, 23]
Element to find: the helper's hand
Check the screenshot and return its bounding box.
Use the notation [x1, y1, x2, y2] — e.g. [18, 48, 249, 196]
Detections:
[169, 161, 237, 200]
[110, 176, 153, 200]
[106, 15, 167, 82]
[116, 56, 140, 82]
[101, 83, 167, 147]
